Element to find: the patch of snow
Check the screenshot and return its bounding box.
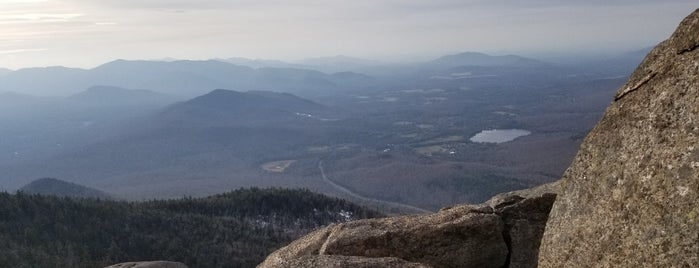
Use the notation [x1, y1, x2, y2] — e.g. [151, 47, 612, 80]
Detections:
[338, 210, 353, 221]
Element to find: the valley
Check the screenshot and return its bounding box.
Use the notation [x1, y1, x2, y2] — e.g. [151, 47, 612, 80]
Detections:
[0, 52, 635, 212]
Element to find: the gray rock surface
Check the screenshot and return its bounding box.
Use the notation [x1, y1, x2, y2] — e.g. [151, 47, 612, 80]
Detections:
[486, 181, 560, 208]
[497, 192, 557, 268]
[538, 8, 699, 268]
[103, 261, 188, 268]
[259, 188, 556, 268]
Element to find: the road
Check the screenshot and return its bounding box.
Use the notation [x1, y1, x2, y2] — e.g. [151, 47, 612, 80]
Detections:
[318, 160, 432, 214]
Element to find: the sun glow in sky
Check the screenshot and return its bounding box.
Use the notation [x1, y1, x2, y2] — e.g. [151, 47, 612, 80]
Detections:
[0, 0, 696, 69]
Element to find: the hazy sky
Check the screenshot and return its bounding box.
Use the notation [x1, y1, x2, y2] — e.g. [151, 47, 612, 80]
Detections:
[0, 0, 696, 69]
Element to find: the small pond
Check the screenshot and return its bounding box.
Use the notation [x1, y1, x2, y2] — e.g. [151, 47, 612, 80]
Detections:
[469, 129, 531, 144]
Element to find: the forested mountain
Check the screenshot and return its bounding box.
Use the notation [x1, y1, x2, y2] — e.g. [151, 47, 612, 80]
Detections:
[0, 188, 382, 268]
[19, 178, 111, 199]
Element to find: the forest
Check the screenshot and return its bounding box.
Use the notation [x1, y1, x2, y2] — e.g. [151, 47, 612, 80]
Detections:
[0, 188, 382, 268]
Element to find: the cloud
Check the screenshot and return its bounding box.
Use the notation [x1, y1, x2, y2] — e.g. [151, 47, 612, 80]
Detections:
[0, 12, 83, 23]
[1, 0, 697, 69]
[0, 48, 47, 54]
[63, 0, 281, 10]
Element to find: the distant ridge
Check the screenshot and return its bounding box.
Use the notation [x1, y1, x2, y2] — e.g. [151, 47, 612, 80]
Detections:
[428, 52, 546, 68]
[0, 59, 356, 97]
[20, 178, 111, 199]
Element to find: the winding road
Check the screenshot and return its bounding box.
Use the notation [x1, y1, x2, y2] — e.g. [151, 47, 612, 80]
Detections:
[318, 160, 432, 214]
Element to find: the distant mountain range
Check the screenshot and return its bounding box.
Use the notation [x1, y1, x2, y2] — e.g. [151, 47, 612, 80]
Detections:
[19, 178, 111, 199]
[0, 51, 574, 98]
[219, 57, 308, 69]
[427, 52, 547, 69]
[0, 59, 365, 97]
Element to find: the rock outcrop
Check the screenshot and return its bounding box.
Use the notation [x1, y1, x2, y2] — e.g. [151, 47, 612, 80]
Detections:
[538, 8, 699, 268]
[258, 187, 556, 268]
[104, 261, 188, 268]
[272, 255, 432, 268]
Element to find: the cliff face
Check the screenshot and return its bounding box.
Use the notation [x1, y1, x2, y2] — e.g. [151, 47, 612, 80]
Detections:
[538, 8, 699, 267]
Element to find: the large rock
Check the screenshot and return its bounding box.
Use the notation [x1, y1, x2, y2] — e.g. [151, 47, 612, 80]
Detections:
[259, 188, 557, 268]
[495, 192, 557, 268]
[103, 261, 188, 268]
[538, 8, 699, 268]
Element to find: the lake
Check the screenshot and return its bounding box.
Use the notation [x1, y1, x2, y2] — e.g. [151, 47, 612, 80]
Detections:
[469, 129, 531, 143]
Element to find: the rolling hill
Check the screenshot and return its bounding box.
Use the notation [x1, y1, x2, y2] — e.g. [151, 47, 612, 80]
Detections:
[157, 89, 330, 126]
[19, 178, 111, 199]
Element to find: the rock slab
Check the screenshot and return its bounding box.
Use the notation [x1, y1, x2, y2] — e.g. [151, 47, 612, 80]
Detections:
[538, 8, 699, 268]
[104, 261, 188, 268]
[273, 255, 432, 268]
[259, 187, 556, 268]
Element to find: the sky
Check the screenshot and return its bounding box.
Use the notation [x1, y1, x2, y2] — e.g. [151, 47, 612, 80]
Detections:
[0, 0, 697, 69]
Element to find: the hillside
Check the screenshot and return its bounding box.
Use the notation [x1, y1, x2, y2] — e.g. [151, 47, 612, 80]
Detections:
[68, 86, 179, 107]
[20, 178, 111, 199]
[0, 188, 381, 268]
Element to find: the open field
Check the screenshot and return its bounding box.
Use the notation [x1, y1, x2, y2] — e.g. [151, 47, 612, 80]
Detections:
[261, 160, 297, 173]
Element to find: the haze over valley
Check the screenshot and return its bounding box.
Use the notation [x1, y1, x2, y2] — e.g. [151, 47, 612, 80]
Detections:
[1, 51, 642, 211]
